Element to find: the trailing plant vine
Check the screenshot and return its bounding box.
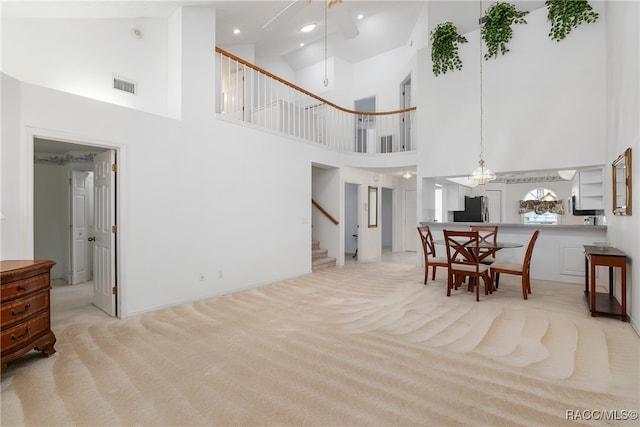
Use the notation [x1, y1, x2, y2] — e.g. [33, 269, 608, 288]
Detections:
[430, 22, 467, 76]
[482, 2, 529, 60]
[545, 0, 599, 42]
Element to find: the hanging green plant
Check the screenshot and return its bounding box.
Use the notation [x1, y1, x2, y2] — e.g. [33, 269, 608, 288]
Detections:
[481, 2, 529, 60]
[430, 22, 468, 76]
[545, 0, 599, 42]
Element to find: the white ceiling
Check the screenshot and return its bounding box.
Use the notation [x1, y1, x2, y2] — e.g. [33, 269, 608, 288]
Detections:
[2, 1, 546, 72]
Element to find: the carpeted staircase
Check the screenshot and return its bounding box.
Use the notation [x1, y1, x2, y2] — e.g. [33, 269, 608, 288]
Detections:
[312, 240, 336, 271]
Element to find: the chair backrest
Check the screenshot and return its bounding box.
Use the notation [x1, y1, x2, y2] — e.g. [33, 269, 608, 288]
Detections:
[523, 229, 541, 271]
[417, 226, 437, 261]
[470, 225, 498, 246]
[443, 230, 481, 273]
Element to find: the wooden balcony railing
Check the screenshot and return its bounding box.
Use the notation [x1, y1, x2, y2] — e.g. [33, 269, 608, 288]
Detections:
[216, 47, 416, 154]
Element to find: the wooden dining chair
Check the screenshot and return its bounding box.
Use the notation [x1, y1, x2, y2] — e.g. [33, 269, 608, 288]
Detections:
[443, 230, 492, 301]
[417, 226, 449, 284]
[470, 225, 499, 265]
[490, 230, 540, 300]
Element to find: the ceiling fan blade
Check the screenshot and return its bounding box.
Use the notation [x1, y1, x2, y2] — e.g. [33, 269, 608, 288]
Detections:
[332, 5, 359, 40]
[263, 0, 303, 30]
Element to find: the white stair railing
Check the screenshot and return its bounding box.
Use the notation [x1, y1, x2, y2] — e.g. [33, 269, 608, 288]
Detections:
[216, 47, 416, 154]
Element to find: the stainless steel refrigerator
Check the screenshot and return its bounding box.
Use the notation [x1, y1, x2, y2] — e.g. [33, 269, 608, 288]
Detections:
[453, 196, 488, 222]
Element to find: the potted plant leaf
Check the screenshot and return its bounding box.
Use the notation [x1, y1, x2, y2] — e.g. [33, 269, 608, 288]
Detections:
[430, 22, 468, 76]
[545, 0, 599, 42]
[482, 2, 529, 60]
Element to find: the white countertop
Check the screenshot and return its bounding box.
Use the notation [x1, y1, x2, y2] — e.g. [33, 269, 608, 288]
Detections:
[420, 221, 607, 231]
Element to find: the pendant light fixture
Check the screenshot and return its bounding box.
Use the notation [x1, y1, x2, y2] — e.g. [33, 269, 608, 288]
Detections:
[470, 0, 496, 185]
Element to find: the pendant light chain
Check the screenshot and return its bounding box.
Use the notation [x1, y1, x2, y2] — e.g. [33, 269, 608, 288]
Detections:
[479, 0, 484, 163]
[323, 0, 329, 87]
[470, 0, 496, 185]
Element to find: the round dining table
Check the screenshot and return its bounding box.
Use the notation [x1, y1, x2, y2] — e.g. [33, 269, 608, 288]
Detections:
[433, 239, 524, 292]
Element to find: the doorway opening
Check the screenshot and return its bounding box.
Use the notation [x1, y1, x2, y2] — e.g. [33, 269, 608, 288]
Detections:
[354, 96, 376, 153]
[381, 187, 393, 254]
[33, 136, 119, 318]
[400, 74, 411, 151]
[344, 182, 359, 261]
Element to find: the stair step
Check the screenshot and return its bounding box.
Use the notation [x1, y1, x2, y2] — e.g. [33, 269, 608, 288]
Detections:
[312, 248, 328, 259]
[313, 256, 337, 271]
[311, 240, 335, 271]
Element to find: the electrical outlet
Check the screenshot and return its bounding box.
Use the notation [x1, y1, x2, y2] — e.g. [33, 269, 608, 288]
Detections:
[199, 273, 205, 282]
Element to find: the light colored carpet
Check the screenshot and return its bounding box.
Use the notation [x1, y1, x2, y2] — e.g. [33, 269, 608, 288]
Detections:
[2, 253, 638, 426]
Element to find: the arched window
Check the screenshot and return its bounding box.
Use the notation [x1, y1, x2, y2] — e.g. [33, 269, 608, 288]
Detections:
[521, 188, 560, 225]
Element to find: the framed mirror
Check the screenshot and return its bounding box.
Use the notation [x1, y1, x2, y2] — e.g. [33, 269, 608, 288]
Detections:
[368, 186, 378, 227]
[612, 147, 632, 215]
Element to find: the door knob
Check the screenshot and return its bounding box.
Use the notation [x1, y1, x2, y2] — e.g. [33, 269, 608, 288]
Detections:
[88, 237, 96, 242]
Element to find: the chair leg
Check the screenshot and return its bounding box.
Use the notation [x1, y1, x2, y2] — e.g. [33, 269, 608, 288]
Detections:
[495, 272, 500, 289]
[521, 275, 528, 300]
[424, 266, 428, 285]
[432, 266, 436, 281]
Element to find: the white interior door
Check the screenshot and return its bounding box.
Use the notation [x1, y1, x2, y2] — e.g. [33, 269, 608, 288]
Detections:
[70, 171, 91, 284]
[404, 190, 417, 251]
[93, 150, 116, 316]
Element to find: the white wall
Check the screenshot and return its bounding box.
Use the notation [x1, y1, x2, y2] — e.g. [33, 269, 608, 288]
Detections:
[2, 17, 169, 117]
[419, 4, 607, 178]
[605, 0, 640, 331]
[351, 44, 418, 111]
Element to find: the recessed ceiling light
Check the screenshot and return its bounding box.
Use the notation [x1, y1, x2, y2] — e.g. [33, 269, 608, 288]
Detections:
[300, 23, 316, 33]
[300, 42, 305, 47]
[357, 14, 364, 20]
[131, 28, 142, 39]
[233, 28, 240, 35]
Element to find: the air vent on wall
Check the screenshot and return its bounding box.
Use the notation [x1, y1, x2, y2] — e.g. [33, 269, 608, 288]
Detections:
[113, 76, 136, 95]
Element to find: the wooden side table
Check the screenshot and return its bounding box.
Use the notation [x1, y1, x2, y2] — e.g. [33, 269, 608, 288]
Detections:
[583, 245, 627, 321]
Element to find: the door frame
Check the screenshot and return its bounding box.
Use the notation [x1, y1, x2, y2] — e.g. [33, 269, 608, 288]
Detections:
[26, 127, 122, 318]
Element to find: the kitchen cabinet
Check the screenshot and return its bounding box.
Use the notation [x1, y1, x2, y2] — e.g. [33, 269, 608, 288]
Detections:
[446, 184, 470, 211]
[574, 167, 604, 210]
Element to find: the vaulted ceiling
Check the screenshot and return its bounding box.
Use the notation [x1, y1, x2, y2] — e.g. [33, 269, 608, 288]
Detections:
[2, 1, 546, 71]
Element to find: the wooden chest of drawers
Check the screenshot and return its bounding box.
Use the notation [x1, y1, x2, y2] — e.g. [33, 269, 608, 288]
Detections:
[1, 260, 57, 371]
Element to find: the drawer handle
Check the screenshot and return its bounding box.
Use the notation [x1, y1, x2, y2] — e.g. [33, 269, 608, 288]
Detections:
[11, 303, 32, 316]
[17, 285, 28, 292]
[10, 326, 32, 341]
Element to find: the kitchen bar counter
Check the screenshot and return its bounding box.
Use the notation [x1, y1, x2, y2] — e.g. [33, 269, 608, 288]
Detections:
[422, 222, 606, 285]
[421, 222, 607, 231]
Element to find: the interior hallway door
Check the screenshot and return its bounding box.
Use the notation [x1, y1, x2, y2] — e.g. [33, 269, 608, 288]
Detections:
[70, 170, 92, 284]
[93, 150, 117, 316]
